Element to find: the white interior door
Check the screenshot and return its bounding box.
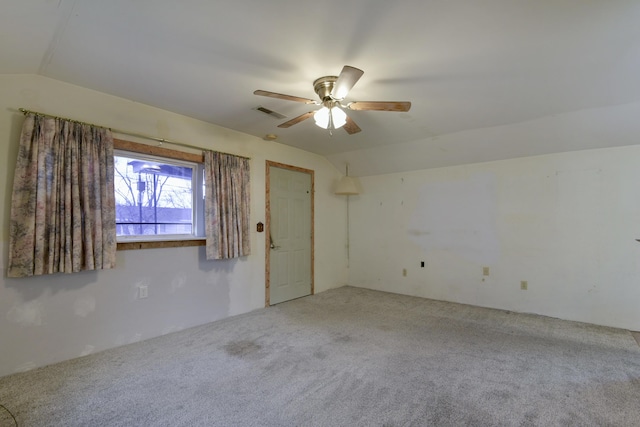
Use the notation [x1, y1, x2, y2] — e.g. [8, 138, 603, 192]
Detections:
[268, 165, 312, 305]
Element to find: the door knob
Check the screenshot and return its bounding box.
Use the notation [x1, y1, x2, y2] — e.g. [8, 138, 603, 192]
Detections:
[269, 235, 280, 250]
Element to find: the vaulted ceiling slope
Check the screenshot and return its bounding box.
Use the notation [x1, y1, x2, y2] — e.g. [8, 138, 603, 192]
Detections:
[3, 1, 640, 176]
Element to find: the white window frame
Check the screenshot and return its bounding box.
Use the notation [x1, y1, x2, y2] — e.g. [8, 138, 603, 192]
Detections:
[113, 139, 206, 250]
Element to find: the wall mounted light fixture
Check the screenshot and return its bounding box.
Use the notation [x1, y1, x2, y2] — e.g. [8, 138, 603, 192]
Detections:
[334, 163, 359, 195]
[335, 164, 360, 268]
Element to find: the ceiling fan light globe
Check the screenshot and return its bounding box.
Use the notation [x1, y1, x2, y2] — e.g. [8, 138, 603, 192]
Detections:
[314, 106, 331, 129]
[331, 107, 347, 129]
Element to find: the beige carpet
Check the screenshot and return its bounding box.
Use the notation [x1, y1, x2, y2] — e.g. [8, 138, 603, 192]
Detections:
[1, 286, 640, 426]
[632, 331, 640, 347]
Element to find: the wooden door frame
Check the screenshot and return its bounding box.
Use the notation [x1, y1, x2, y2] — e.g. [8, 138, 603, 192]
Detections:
[265, 161, 315, 307]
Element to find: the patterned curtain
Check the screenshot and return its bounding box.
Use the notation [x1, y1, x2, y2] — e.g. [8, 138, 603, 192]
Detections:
[7, 113, 116, 277]
[204, 151, 250, 259]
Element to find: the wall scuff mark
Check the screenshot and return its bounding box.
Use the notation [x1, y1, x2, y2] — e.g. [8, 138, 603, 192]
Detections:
[6, 301, 43, 326]
[74, 296, 96, 317]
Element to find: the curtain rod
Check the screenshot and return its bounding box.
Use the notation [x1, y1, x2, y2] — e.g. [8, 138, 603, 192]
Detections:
[17, 108, 251, 160]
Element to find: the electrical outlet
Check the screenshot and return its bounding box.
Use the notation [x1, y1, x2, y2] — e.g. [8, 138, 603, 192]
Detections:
[483, 266, 490, 276]
[139, 285, 148, 299]
[520, 281, 528, 291]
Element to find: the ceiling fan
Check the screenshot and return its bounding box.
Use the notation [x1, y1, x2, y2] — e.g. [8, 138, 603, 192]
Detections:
[254, 65, 411, 135]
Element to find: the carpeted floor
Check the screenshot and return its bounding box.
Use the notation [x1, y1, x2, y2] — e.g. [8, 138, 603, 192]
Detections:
[1, 286, 640, 426]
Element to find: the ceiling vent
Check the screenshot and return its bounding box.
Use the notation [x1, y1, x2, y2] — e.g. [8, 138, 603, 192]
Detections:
[254, 106, 287, 120]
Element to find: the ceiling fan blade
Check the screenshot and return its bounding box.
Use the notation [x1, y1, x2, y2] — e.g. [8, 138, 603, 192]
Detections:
[347, 101, 411, 112]
[343, 115, 362, 135]
[254, 90, 317, 104]
[331, 66, 364, 100]
[277, 111, 315, 128]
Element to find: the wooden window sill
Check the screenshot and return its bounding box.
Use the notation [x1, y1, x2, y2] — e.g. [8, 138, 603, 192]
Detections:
[117, 239, 206, 251]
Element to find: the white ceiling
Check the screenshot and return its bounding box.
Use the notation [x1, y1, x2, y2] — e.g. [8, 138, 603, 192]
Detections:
[3, 1, 640, 175]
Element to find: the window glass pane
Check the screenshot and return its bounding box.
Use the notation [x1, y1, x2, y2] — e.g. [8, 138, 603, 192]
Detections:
[114, 154, 195, 238]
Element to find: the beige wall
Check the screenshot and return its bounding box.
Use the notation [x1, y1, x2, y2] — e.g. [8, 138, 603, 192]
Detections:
[4, 73, 640, 378]
[348, 146, 640, 330]
[0, 74, 348, 377]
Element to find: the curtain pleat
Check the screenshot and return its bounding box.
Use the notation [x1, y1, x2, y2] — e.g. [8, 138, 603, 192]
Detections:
[204, 151, 250, 259]
[7, 114, 116, 277]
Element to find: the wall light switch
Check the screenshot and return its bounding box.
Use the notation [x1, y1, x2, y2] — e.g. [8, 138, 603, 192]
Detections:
[520, 281, 528, 291]
[483, 267, 490, 276]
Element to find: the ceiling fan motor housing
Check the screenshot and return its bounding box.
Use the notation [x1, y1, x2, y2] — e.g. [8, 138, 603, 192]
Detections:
[313, 76, 338, 104]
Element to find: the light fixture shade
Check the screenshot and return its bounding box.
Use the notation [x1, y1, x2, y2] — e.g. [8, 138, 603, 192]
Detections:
[314, 107, 330, 129]
[314, 106, 347, 130]
[331, 107, 347, 128]
[335, 176, 359, 195]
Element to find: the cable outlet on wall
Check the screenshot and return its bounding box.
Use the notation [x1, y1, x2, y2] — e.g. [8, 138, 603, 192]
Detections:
[139, 285, 149, 299]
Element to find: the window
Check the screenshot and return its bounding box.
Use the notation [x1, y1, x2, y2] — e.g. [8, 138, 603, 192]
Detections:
[113, 140, 206, 249]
